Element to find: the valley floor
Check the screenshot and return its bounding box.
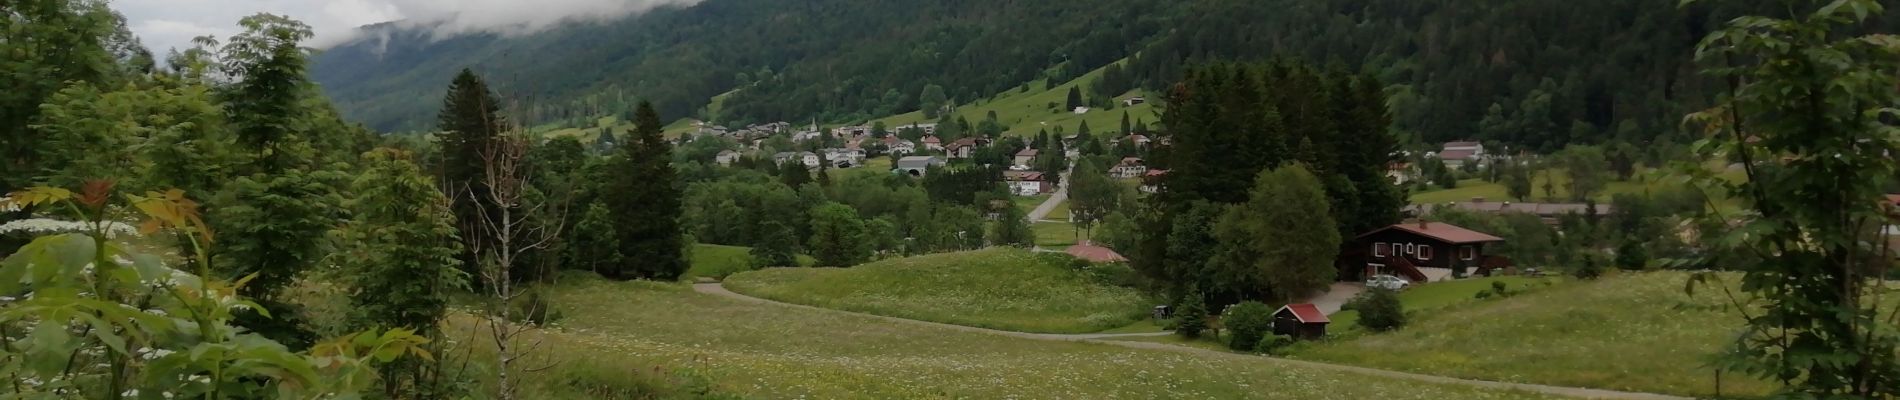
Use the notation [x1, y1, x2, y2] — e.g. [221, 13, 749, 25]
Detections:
[461, 277, 1589, 399]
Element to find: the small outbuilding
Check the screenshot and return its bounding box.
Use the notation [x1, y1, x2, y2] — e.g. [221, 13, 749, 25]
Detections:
[1273, 303, 1329, 340]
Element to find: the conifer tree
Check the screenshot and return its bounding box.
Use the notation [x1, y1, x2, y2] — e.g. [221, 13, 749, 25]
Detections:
[435, 69, 508, 276]
[604, 101, 686, 280]
[807, 203, 869, 267]
[1065, 86, 1083, 110]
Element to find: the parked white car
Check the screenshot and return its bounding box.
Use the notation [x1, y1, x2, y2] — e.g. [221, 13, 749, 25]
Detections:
[1368, 274, 1410, 291]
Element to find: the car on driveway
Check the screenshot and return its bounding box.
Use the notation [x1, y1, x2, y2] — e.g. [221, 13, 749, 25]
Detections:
[1368, 274, 1410, 291]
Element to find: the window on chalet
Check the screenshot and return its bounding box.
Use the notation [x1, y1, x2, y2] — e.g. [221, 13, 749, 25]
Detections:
[1460, 246, 1475, 260]
[1405, 243, 1416, 255]
[1373, 243, 1389, 257]
[1418, 245, 1434, 260]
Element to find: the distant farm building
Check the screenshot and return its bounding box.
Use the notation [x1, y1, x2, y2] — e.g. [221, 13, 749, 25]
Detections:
[1273, 303, 1329, 340]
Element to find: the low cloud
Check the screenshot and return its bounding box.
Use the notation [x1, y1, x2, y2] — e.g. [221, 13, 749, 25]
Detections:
[114, 0, 703, 53]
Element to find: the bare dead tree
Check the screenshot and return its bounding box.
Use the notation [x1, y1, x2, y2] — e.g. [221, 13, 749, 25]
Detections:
[463, 124, 567, 400]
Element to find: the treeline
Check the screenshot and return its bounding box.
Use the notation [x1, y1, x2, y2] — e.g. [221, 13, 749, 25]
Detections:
[1132, 62, 1404, 308]
[313, 0, 1174, 131]
[317, 0, 1894, 152]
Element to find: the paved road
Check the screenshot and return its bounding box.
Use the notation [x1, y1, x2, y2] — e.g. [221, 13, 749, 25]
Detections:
[692, 282, 1689, 400]
[1025, 168, 1071, 222]
[1309, 283, 1366, 315]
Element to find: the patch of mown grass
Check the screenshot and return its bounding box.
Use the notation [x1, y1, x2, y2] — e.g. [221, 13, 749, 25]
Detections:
[685, 244, 814, 280]
[723, 248, 1148, 333]
[1289, 271, 1774, 398]
[452, 277, 1563, 399]
[1033, 221, 1080, 247]
[1328, 276, 1556, 331]
[871, 60, 1158, 137]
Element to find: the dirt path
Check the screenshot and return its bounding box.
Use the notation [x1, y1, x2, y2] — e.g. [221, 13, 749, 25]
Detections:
[1025, 169, 1070, 221]
[692, 282, 1689, 400]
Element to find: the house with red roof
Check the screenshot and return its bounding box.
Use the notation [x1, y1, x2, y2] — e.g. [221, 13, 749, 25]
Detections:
[921, 136, 944, 151]
[1274, 303, 1330, 340]
[1066, 242, 1127, 263]
[1344, 221, 1505, 282]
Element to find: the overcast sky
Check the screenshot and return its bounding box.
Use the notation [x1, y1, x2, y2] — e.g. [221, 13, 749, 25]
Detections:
[113, 0, 703, 54]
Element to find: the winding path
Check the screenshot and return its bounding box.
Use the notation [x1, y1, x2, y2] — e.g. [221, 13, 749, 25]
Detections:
[693, 282, 1689, 400]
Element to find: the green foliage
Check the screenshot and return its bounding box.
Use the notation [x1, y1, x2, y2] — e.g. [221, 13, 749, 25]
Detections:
[1554, 145, 1608, 201]
[604, 102, 687, 280]
[1209, 164, 1341, 303]
[221, 14, 315, 171]
[1091, 211, 1138, 253]
[806, 203, 870, 267]
[0, 184, 429, 399]
[1355, 288, 1407, 332]
[987, 203, 1034, 247]
[34, 83, 239, 195]
[1221, 301, 1273, 352]
[1141, 62, 1400, 306]
[1255, 334, 1293, 355]
[1, 0, 138, 198]
[1173, 289, 1209, 339]
[567, 202, 624, 275]
[1678, 1, 1900, 396]
[339, 149, 465, 333]
[434, 69, 507, 276]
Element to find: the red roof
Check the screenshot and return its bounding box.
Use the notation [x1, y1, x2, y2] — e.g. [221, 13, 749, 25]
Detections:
[922, 136, 941, 144]
[1360, 222, 1504, 244]
[1278, 303, 1329, 323]
[1066, 242, 1127, 263]
[1119, 157, 1144, 166]
[1144, 169, 1168, 177]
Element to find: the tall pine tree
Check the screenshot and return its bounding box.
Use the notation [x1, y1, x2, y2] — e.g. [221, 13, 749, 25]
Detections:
[605, 101, 687, 280]
[434, 69, 507, 277]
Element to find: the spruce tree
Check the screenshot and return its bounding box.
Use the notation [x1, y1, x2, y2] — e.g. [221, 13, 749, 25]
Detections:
[807, 202, 869, 267]
[435, 69, 507, 276]
[605, 101, 686, 280]
[1065, 86, 1083, 110]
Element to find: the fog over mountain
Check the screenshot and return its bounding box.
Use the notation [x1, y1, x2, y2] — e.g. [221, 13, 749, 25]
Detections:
[115, 0, 702, 53]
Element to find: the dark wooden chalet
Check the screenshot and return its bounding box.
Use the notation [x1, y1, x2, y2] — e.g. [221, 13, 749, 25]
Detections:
[1273, 303, 1329, 340]
[1341, 221, 1504, 282]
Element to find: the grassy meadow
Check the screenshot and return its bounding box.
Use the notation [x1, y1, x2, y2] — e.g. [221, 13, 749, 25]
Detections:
[1033, 220, 1083, 248]
[451, 277, 1562, 399]
[1327, 276, 1558, 331]
[723, 248, 1148, 333]
[1408, 165, 1746, 205]
[871, 61, 1158, 137]
[1288, 271, 1773, 398]
[685, 244, 815, 280]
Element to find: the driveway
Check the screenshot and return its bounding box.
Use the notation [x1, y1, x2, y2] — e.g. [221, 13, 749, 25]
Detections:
[1307, 283, 1365, 315]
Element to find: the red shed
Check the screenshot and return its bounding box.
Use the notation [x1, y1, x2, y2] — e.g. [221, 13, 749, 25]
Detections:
[1273, 303, 1330, 340]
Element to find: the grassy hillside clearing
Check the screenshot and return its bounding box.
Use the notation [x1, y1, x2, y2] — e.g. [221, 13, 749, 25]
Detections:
[1287, 271, 1773, 398]
[871, 61, 1158, 137]
[1033, 221, 1083, 248]
[1408, 165, 1746, 205]
[1326, 276, 1557, 330]
[723, 248, 1147, 333]
[686, 243, 815, 280]
[452, 278, 1561, 399]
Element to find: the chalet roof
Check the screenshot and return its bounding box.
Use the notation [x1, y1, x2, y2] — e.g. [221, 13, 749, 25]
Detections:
[1359, 221, 1504, 244]
[896, 156, 943, 169]
[1004, 171, 1045, 181]
[1438, 149, 1478, 161]
[1277, 304, 1330, 324]
[1144, 169, 1168, 177]
[1016, 148, 1040, 157]
[922, 136, 942, 144]
[1127, 134, 1150, 142]
[1443, 141, 1481, 149]
[1118, 157, 1144, 167]
[1066, 243, 1127, 263]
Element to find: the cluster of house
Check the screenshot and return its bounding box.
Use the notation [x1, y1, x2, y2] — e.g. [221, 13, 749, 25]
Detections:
[1387, 140, 1492, 184]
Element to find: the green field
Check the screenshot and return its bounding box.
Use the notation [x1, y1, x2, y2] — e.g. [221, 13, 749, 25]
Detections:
[461, 277, 1560, 399]
[1409, 165, 1745, 205]
[686, 244, 815, 280]
[1327, 276, 1557, 331]
[1288, 271, 1773, 398]
[1033, 221, 1082, 247]
[826, 157, 894, 181]
[723, 248, 1148, 333]
[871, 61, 1158, 137]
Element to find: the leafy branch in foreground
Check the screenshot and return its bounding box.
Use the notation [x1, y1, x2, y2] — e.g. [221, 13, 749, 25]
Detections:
[1677, 0, 1900, 397]
[0, 182, 428, 399]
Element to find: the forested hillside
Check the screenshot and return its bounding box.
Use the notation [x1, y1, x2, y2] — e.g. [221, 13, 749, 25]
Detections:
[313, 0, 1892, 149]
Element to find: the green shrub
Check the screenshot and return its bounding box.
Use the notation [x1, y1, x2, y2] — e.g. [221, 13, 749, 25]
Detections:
[1356, 288, 1407, 332]
[1256, 334, 1294, 355]
[1574, 253, 1604, 280]
[1222, 301, 1274, 351]
[1174, 290, 1209, 339]
[1474, 290, 1493, 300]
[513, 289, 565, 326]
